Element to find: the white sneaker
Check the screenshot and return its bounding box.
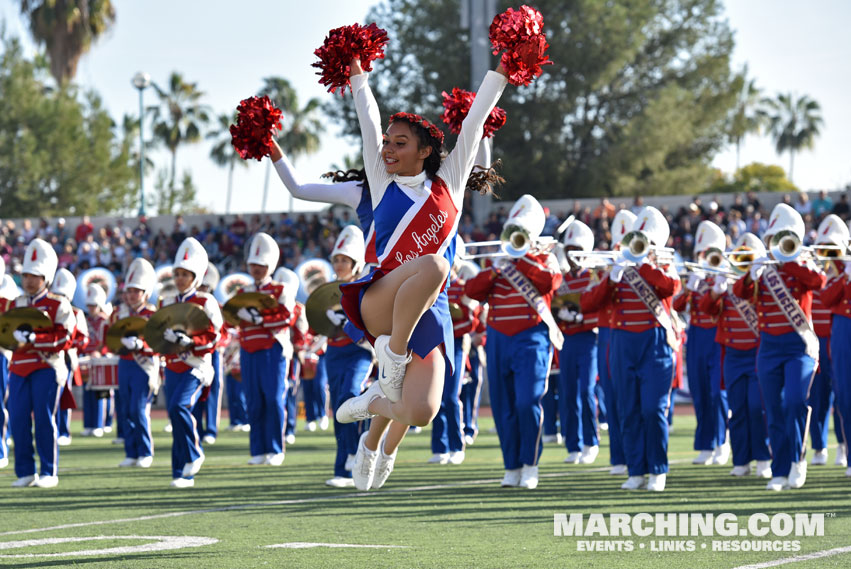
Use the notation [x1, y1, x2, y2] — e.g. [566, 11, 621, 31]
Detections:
[564, 451, 581, 464]
[730, 464, 751, 476]
[170, 478, 194, 488]
[182, 454, 205, 478]
[352, 433, 378, 491]
[320, 416, 330, 430]
[647, 473, 666, 492]
[118, 457, 137, 467]
[692, 450, 713, 465]
[845, 467, 851, 477]
[599, 422, 609, 431]
[12, 475, 37, 487]
[541, 434, 560, 444]
[163, 423, 173, 433]
[266, 453, 285, 466]
[711, 442, 730, 465]
[240, 424, 251, 432]
[305, 421, 317, 432]
[374, 335, 411, 403]
[35, 475, 58, 488]
[373, 440, 397, 489]
[836, 444, 847, 466]
[227, 424, 241, 432]
[755, 460, 772, 478]
[344, 454, 356, 472]
[448, 451, 465, 465]
[428, 453, 450, 464]
[202, 435, 216, 445]
[325, 476, 355, 488]
[410, 426, 422, 434]
[80, 428, 92, 437]
[787, 460, 807, 489]
[92, 428, 104, 438]
[519, 465, 539, 489]
[136, 455, 153, 468]
[609, 464, 627, 475]
[285, 434, 296, 445]
[810, 448, 827, 465]
[111, 437, 124, 445]
[766, 476, 788, 491]
[103, 425, 113, 434]
[247, 455, 267, 465]
[0, 457, 8, 469]
[580, 445, 599, 464]
[57, 436, 72, 446]
[501, 469, 521, 487]
[464, 435, 476, 446]
[336, 382, 383, 424]
[621, 476, 647, 490]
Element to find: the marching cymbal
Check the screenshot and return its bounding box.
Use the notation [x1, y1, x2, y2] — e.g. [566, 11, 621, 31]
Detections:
[222, 292, 279, 327]
[0, 307, 52, 350]
[551, 292, 582, 311]
[449, 302, 463, 321]
[106, 316, 147, 355]
[143, 303, 211, 355]
[304, 281, 344, 338]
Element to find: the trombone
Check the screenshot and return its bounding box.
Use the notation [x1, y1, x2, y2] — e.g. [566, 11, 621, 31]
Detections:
[620, 231, 675, 265]
[463, 226, 557, 260]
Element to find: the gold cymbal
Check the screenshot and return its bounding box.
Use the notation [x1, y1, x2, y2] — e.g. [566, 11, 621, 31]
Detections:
[106, 316, 147, 355]
[222, 292, 280, 327]
[551, 292, 581, 312]
[0, 307, 52, 351]
[304, 281, 344, 337]
[449, 302, 463, 321]
[143, 303, 211, 355]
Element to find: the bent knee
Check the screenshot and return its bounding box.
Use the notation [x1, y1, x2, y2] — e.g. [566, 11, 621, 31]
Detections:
[421, 254, 450, 281]
[408, 406, 439, 428]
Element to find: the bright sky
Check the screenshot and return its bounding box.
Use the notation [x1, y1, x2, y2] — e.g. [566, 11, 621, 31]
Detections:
[1, 0, 848, 215]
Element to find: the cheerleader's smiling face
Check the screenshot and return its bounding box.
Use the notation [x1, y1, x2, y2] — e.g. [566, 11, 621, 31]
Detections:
[382, 122, 432, 177]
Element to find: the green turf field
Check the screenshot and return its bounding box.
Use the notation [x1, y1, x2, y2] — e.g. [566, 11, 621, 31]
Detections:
[0, 410, 849, 568]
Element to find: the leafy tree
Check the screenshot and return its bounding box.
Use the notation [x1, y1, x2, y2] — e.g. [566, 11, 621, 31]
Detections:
[707, 162, 798, 194]
[728, 65, 764, 170]
[152, 168, 200, 215]
[761, 93, 822, 183]
[208, 112, 247, 214]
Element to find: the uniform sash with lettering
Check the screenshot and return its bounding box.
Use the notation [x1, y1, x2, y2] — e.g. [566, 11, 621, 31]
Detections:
[727, 290, 760, 337]
[499, 262, 564, 350]
[761, 265, 820, 360]
[622, 267, 678, 349]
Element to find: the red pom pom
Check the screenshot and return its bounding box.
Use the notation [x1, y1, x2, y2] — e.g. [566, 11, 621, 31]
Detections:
[312, 23, 389, 95]
[500, 34, 553, 87]
[229, 95, 283, 161]
[441, 88, 507, 138]
[489, 5, 552, 86]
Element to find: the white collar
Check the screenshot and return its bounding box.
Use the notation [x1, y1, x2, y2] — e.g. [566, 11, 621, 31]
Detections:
[393, 171, 428, 188]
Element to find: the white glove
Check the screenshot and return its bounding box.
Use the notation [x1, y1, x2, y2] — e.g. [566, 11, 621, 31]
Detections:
[13, 328, 35, 344]
[557, 307, 576, 322]
[237, 307, 263, 325]
[148, 374, 161, 395]
[120, 336, 143, 351]
[686, 273, 703, 293]
[749, 263, 764, 282]
[492, 257, 509, 271]
[712, 278, 728, 295]
[163, 328, 193, 347]
[325, 308, 347, 327]
[610, 262, 627, 283]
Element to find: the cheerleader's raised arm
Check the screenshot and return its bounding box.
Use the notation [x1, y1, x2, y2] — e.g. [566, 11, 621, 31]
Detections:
[270, 141, 364, 210]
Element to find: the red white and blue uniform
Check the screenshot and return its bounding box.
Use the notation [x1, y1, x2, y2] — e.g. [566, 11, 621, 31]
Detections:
[807, 290, 839, 453]
[461, 309, 487, 442]
[221, 326, 248, 428]
[56, 306, 88, 440]
[699, 283, 769, 467]
[285, 304, 309, 439]
[340, 69, 507, 371]
[465, 252, 562, 470]
[192, 313, 228, 441]
[673, 275, 728, 453]
[160, 289, 221, 480]
[0, 298, 15, 464]
[81, 312, 109, 432]
[583, 263, 677, 477]
[733, 262, 825, 477]
[7, 290, 75, 479]
[818, 263, 851, 465]
[236, 278, 295, 458]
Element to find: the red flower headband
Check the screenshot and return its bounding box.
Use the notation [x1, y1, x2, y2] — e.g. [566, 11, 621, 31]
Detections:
[389, 112, 445, 146]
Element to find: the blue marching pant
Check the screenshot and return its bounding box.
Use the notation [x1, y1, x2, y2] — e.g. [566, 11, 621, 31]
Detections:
[432, 338, 465, 454]
[8, 368, 61, 478]
[807, 336, 833, 451]
[724, 346, 770, 466]
[302, 356, 328, 423]
[191, 350, 222, 439]
[241, 343, 288, 457]
[56, 373, 72, 439]
[756, 331, 817, 477]
[111, 389, 123, 438]
[610, 327, 674, 476]
[831, 316, 851, 465]
[461, 347, 483, 440]
[285, 376, 297, 437]
[486, 324, 552, 470]
[542, 373, 558, 436]
[558, 331, 599, 452]
[163, 369, 204, 479]
[226, 373, 248, 427]
[82, 386, 104, 430]
[326, 343, 373, 478]
[0, 353, 8, 461]
[687, 325, 727, 451]
[597, 327, 625, 466]
[118, 359, 154, 460]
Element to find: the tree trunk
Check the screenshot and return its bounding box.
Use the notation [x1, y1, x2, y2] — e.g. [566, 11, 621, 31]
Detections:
[789, 150, 795, 184]
[262, 160, 271, 213]
[735, 137, 741, 171]
[170, 148, 178, 214]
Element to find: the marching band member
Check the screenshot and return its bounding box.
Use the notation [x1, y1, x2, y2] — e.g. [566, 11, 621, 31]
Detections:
[699, 233, 771, 477]
[236, 233, 295, 467]
[675, 220, 729, 465]
[6, 239, 76, 487]
[159, 237, 223, 488]
[465, 195, 563, 489]
[557, 220, 600, 465]
[461, 306, 487, 446]
[300, 331, 329, 434]
[285, 303, 307, 446]
[194, 263, 224, 445]
[585, 206, 677, 491]
[81, 284, 110, 438]
[222, 325, 248, 432]
[109, 258, 159, 468]
[733, 204, 825, 491]
[0, 258, 15, 469]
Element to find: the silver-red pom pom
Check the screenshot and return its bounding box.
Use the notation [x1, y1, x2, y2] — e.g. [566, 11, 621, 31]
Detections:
[441, 88, 507, 139]
[229, 95, 283, 161]
[489, 5, 552, 86]
[312, 23, 389, 95]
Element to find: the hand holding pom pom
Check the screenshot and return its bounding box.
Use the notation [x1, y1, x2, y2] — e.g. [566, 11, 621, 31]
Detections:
[489, 5, 553, 86]
[229, 95, 283, 161]
[441, 87, 507, 138]
[312, 23, 389, 95]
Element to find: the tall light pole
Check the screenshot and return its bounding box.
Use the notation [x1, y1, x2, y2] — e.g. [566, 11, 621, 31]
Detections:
[132, 72, 151, 217]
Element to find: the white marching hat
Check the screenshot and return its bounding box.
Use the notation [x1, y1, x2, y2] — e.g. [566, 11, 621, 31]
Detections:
[0, 255, 5, 277]
[330, 226, 365, 272]
[562, 220, 594, 252]
[504, 194, 545, 239]
[202, 262, 221, 290]
[247, 232, 280, 270]
[633, 206, 670, 247]
[815, 214, 849, 252]
[22, 238, 58, 284]
[765, 203, 804, 243]
[273, 267, 300, 291]
[736, 232, 767, 258]
[0, 274, 19, 299]
[86, 284, 108, 310]
[125, 258, 157, 297]
[51, 268, 76, 300]
[174, 237, 208, 289]
[610, 210, 637, 247]
[694, 220, 726, 255]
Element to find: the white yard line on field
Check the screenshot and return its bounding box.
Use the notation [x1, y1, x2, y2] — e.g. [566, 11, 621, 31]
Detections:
[265, 542, 408, 549]
[730, 545, 851, 569]
[0, 535, 218, 558]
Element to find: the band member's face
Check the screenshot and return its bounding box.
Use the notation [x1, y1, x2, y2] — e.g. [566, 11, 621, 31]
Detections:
[331, 255, 355, 280]
[22, 273, 46, 295]
[249, 263, 269, 282]
[382, 121, 432, 177]
[173, 268, 195, 293]
[124, 287, 145, 307]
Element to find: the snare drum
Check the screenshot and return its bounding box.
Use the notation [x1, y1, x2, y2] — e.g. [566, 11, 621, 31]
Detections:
[89, 355, 120, 391]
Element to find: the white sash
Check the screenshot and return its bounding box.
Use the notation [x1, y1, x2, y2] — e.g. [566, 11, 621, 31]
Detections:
[761, 266, 820, 361]
[727, 292, 760, 337]
[500, 262, 564, 350]
[622, 267, 678, 349]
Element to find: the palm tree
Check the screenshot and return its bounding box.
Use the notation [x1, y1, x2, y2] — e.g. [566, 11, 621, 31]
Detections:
[19, 0, 116, 85]
[728, 65, 764, 171]
[208, 112, 248, 214]
[258, 77, 323, 212]
[761, 93, 823, 183]
[148, 72, 211, 201]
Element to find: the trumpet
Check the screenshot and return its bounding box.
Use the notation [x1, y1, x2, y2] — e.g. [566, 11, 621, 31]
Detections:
[703, 247, 726, 269]
[463, 229, 557, 259]
[682, 261, 739, 278]
[726, 246, 756, 274]
[620, 231, 675, 265]
[769, 230, 809, 263]
[566, 250, 619, 269]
